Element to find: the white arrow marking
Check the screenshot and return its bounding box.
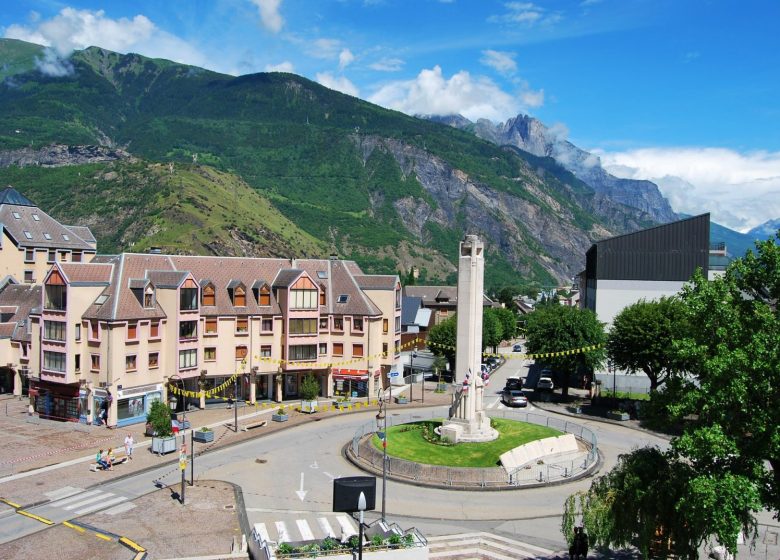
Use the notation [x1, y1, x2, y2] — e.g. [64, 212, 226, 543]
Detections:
[296, 472, 307, 501]
[322, 471, 336, 480]
[310, 460, 319, 469]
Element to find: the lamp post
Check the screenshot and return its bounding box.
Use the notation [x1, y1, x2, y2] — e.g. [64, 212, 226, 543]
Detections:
[375, 393, 387, 522]
[357, 491, 366, 560]
[409, 348, 417, 402]
[168, 374, 187, 441]
[233, 373, 239, 432]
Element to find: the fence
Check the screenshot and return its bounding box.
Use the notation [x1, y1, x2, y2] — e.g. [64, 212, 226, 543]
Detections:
[350, 406, 598, 488]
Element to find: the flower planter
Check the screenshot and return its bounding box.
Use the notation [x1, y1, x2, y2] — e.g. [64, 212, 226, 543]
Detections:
[394, 396, 408, 404]
[151, 436, 177, 455]
[272, 413, 288, 422]
[193, 430, 214, 443]
[334, 401, 352, 410]
[301, 400, 318, 414]
[607, 411, 630, 421]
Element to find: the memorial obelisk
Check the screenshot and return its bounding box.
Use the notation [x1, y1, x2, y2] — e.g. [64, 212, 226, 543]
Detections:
[440, 234, 498, 444]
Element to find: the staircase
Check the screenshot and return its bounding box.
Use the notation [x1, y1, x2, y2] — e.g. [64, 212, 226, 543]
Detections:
[428, 532, 555, 560]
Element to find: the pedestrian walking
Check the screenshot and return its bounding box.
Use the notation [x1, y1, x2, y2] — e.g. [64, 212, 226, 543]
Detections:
[124, 433, 134, 460]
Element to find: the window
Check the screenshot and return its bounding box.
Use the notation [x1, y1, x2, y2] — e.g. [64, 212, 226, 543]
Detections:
[236, 318, 248, 333]
[261, 318, 273, 332]
[235, 345, 248, 360]
[43, 351, 66, 372]
[43, 233, 52, 240]
[13, 212, 21, 219]
[23, 231, 32, 240]
[317, 271, 327, 279]
[32, 213, 39, 221]
[148, 352, 159, 368]
[260, 345, 272, 358]
[288, 344, 317, 361]
[143, 290, 154, 308]
[127, 322, 138, 340]
[150, 321, 160, 338]
[75, 323, 81, 341]
[47, 249, 55, 262]
[395, 288, 401, 309]
[204, 318, 217, 335]
[43, 320, 65, 341]
[320, 290, 326, 306]
[353, 317, 363, 332]
[395, 317, 401, 333]
[258, 287, 271, 306]
[180, 287, 198, 311]
[233, 286, 246, 307]
[337, 294, 348, 304]
[75, 354, 81, 372]
[383, 319, 389, 334]
[45, 285, 67, 310]
[333, 317, 344, 331]
[24, 249, 34, 263]
[24, 270, 34, 283]
[204, 347, 216, 361]
[91, 354, 100, 371]
[72, 251, 82, 263]
[126, 355, 137, 371]
[333, 343, 344, 356]
[179, 349, 197, 369]
[440, 309, 449, 316]
[59, 251, 68, 261]
[62, 233, 69, 241]
[90, 321, 99, 339]
[319, 343, 327, 355]
[352, 344, 364, 357]
[290, 288, 318, 309]
[179, 320, 197, 340]
[202, 284, 215, 306]
[382, 343, 388, 357]
[319, 318, 328, 330]
[289, 318, 317, 334]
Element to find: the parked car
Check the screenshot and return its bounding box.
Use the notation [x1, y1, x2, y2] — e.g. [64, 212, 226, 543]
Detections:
[501, 389, 528, 407]
[504, 376, 523, 390]
[480, 363, 490, 376]
[486, 356, 499, 368]
[512, 343, 522, 352]
[537, 369, 554, 391]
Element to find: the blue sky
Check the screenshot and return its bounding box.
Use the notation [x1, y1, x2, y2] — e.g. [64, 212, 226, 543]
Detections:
[2, 0, 779, 231]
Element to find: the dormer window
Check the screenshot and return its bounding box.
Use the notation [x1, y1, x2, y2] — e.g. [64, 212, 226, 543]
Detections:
[44, 270, 67, 310]
[143, 286, 155, 308]
[32, 214, 40, 221]
[62, 233, 70, 241]
[258, 286, 270, 306]
[320, 288, 326, 306]
[234, 286, 246, 306]
[202, 284, 215, 306]
[179, 279, 198, 311]
[43, 233, 52, 240]
[12, 212, 21, 219]
[23, 231, 32, 239]
[337, 294, 348, 304]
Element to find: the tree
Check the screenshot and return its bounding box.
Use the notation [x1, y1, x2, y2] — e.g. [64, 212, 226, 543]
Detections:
[427, 315, 456, 374]
[494, 306, 518, 341]
[497, 286, 520, 308]
[147, 400, 173, 438]
[524, 305, 606, 397]
[564, 233, 780, 556]
[606, 297, 687, 391]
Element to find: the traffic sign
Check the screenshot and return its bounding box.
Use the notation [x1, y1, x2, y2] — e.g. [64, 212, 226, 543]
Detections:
[389, 371, 399, 378]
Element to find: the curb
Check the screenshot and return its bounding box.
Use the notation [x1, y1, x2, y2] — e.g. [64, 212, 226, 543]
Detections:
[531, 401, 672, 440]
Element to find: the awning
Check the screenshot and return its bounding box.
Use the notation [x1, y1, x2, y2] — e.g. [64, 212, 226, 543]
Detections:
[332, 369, 368, 380]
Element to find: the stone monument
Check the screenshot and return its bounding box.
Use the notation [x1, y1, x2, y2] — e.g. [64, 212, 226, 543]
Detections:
[440, 235, 499, 444]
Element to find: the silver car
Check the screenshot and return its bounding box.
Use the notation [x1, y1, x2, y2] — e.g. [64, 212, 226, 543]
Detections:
[502, 389, 528, 407]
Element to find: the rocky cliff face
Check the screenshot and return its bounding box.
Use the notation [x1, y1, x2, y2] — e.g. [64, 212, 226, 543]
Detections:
[435, 114, 678, 225]
[0, 144, 133, 168]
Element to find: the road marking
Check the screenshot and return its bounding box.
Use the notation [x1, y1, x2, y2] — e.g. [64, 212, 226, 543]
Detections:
[318, 517, 336, 539]
[94, 531, 113, 541]
[62, 521, 85, 533]
[0, 497, 21, 508]
[119, 536, 145, 552]
[74, 495, 127, 515]
[48, 489, 103, 508]
[64, 492, 114, 511]
[16, 510, 54, 525]
[322, 471, 336, 480]
[275, 521, 290, 543]
[104, 502, 135, 516]
[297, 519, 315, 540]
[295, 472, 307, 501]
[45, 486, 83, 501]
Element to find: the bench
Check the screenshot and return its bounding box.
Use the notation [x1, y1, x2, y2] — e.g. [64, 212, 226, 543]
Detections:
[90, 455, 128, 472]
[241, 420, 267, 432]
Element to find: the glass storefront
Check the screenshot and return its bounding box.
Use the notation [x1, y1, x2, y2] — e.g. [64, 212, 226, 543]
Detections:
[332, 376, 368, 398]
[115, 387, 162, 427]
[284, 374, 298, 398]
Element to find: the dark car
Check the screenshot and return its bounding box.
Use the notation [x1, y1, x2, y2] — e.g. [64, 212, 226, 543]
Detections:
[486, 356, 499, 368]
[504, 376, 523, 390]
[501, 389, 528, 407]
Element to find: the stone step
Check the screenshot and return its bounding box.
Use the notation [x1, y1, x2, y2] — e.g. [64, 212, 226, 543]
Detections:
[428, 531, 554, 560]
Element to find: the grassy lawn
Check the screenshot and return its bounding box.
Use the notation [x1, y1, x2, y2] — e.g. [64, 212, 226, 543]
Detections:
[603, 390, 650, 401]
[372, 418, 562, 467]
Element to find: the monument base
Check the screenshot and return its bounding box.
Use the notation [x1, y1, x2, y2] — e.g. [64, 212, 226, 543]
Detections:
[440, 413, 498, 444]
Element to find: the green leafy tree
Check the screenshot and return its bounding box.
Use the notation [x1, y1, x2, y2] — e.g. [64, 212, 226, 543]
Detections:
[565, 233, 780, 557]
[481, 308, 503, 352]
[497, 286, 520, 308]
[494, 306, 518, 341]
[147, 400, 173, 437]
[427, 315, 456, 373]
[299, 373, 320, 401]
[606, 297, 687, 391]
[524, 305, 606, 396]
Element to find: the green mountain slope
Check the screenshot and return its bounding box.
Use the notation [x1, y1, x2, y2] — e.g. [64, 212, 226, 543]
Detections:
[0, 159, 325, 257]
[0, 39, 658, 288]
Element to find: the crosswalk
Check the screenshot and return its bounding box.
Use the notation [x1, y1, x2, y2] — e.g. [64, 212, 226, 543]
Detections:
[252, 513, 357, 547]
[43, 486, 135, 517]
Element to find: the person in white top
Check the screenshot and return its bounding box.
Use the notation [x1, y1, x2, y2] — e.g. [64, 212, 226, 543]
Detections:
[124, 433, 134, 460]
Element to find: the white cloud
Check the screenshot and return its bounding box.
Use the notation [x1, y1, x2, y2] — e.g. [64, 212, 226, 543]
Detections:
[316, 72, 359, 97]
[265, 60, 295, 72]
[249, 0, 284, 33]
[338, 48, 354, 70]
[369, 57, 404, 72]
[4, 8, 210, 69]
[368, 65, 526, 122]
[490, 2, 559, 26]
[598, 147, 780, 232]
[520, 88, 544, 107]
[308, 38, 343, 60]
[480, 49, 517, 75]
[34, 48, 74, 77]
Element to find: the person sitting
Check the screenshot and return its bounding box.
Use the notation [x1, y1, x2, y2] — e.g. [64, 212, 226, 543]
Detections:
[106, 448, 116, 471]
[96, 449, 109, 470]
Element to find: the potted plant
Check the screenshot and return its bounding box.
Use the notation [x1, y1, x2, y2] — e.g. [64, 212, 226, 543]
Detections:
[334, 396, 352, 409]
[193, 426, 214, 443]
[147, 400, 177, 455]
[272, 407, 288, 422]
[299, 373, 320, 414]
[607, 409, 630, 421]
[395, 395, 408, 404]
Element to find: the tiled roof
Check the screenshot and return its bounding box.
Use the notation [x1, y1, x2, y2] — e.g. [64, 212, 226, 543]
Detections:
[63, 225, 96, 244]
[311, 259, 381, 317]
[403, 285, 493, 306]
[128, 278, 149, 290]
[0, 187, 34, 206]
[0, 283, 41, 342]
[353, 275, 398, 290]
[401, 296, 422, 325]
[59, 263, 113, 285]
[0, 324, 15, 338]
[272, 269, 303, 289]
[147, 270, 187, 289]
[0, 199, 95, 251]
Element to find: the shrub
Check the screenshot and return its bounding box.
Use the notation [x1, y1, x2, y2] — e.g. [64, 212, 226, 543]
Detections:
[147, 400, 173, 437]
[300, 373, 320, 401]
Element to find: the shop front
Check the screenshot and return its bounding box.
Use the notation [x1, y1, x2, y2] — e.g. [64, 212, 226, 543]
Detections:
[331, 369, 379, 399]
[34, 380, 80, 422]
[201, 375, 246, 405]
[115, 383, 163, 427]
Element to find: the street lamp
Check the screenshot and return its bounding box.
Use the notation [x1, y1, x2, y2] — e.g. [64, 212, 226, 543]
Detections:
[357, 491, 366, 560]
[168, 374, 188, 434]
[409, 348, 417, 402]
[375, 393, 387, 522]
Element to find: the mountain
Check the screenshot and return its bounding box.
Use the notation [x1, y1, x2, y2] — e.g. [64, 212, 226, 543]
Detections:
[748, 219, 780, 241]
[428, 114, 678, 225]
[0, 39, 663, 288]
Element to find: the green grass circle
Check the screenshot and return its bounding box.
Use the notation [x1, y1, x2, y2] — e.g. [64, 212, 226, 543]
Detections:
[371, 418, 562, 468]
